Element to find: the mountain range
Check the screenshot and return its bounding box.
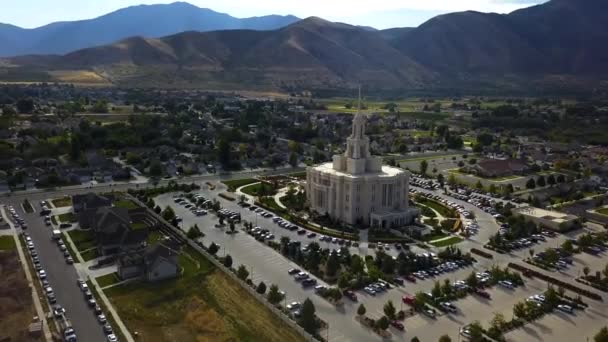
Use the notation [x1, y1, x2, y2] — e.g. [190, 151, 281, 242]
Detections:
[0, 2, 299, 57]
[1, 0, 607, 93]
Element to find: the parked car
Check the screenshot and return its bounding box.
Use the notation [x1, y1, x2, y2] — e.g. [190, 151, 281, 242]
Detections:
[390, 320, 404, 330]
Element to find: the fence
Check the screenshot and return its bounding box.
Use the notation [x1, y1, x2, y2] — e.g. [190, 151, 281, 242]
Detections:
[128, 194, 320, 342]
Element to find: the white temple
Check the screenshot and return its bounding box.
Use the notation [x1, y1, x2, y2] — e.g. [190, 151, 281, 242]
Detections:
[306, 94, 416, 228]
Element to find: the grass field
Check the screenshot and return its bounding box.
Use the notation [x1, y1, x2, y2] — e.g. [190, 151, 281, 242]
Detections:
[104, 246, 304, 342]
[241, 182, 277, 197]
[597, 208, 608, 216]
[0, 236, 16, 250]
[113, 199, 140, 210]
[96, 272, 121, 288]
[415, 197, 457, 218]
[449, 169, 522, 182]
[223, 178, 259, 192]
[58, 212, 76, 223]
[81, 248, 100, 261]
[67, 229, 97, 252]
[51, 197, 72, 208]
[397, 153, 462, 163]
[22, 200, 34, 213]
[430, 236, 464, 247]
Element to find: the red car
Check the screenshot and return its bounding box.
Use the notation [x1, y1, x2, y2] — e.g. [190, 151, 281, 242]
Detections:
[390, 321, 404, 330]
[404, 274, 416, 283]
[402, 295, 415, 305]
[344, 290, 358, 301]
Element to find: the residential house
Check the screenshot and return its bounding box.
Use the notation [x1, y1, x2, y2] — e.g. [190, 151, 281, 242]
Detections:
[90, 207, 148, 255]
[72, 192, 113, 213]
[117, 241, 180, 282]
[472, 158, 530, 178]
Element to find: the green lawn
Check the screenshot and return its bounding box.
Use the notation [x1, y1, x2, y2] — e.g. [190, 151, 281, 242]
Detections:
[67, 229, 97, 252]
[430, 236, 464, 247]
[597, 208, 608, 216]
[22, 200, 34, 213]
[241, 182, 277, 197]
[51, 197, 72, 208]
[449, 169, 521, 182]
[103, 246, 304, 342]
[0, 236, 16, 250]
[222, 178, 259, 192]
[423, 233, 449, 242]
[113, 199, 139, 210]
[415, 197, 457, 218]
[397, 153, 462, 163]
[81, 249, 100, 261]
[129, 222, 147, 231]
[147, 230, 165, 244]
[96, 272, 120, 288]
[57, 212, 76, 223]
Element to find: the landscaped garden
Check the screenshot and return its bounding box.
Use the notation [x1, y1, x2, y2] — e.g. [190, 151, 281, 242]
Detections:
[51, 196, 72, 208]
[222, 178, 259, 192]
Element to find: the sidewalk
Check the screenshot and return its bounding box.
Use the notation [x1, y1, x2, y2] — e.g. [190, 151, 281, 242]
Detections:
[0, 207, 53, 342]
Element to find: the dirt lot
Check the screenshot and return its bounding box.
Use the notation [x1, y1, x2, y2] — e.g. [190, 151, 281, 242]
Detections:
[0, 249, 41, 341]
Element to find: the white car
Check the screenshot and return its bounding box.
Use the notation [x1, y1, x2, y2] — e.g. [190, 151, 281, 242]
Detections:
[498, 280, 514, 289]
[39, 270, 47, 279]
[557, 304, 573, 313]
[107, 334, 118, 342]
[98, 314, 107, 324]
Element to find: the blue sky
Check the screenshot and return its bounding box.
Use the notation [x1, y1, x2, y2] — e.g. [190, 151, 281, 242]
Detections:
[1, 0, 548, 29]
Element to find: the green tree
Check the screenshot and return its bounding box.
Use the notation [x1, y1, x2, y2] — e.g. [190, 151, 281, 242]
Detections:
[91, 100, 109, 113]
[411, 338, 421, 342]
[187, 224, 203, 239]
[299, 298, 318, 334]
[289, 152, 298, 167]
[594, 326, 608, 342]
[357, 304, 366, 316]
[420, 160, 429, 175]
[229, 221, 236, 234]
[557, 174, 566, 183]
[217, 138, 231, 167]
[490, 312, 506, 332]
[432, 281, 442, 299]
[437, 173, 445, 188]
[149, 160, 163, 176]
[16, 98, 34, 114]
[448, 173, 457, 186]
[468, 321, 484, 341]
[526, 178, 536, 189]
[547, 174, 556, 186]
[208, 242, 219, 255]
[256, 281, 267, 294]
[162, 206, 175, 221]
[438, 335, 452, 342]
[237, 264, 249, 281]
[583, 266, 590, 278]
[70, 134, 81, 161]
[267, 284, 284, 305]
[475, 180, 484, 190]
[223, 254, 233, 268]
[376, 316, 390, 331]
[537, 176, 546, 187]
[326, 251, 340, 277]
[513, 301, 527, 320]
[561, 240, 574, 254]
[338, 272, 351, 289]
[465, 271, 479, 289]
[383, 300, 396, 320]
[350, 255, 365, 274]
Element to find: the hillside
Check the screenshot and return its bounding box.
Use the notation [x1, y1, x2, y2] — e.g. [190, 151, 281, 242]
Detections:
[1, 0, 607, 93]
[391, 0, 608, 75]
[0, 2, 299, 57]
[3, 17, 434, 90]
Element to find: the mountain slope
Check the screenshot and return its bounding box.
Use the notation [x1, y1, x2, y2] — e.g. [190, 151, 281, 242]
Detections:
[391, 0, 608, 75]
[0, 2, 299, 57]
[5, 17, 434, 90]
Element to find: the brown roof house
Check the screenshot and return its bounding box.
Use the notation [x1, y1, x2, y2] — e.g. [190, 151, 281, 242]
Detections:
[472, 159, 530, 178]
[117, 242, 179, 282]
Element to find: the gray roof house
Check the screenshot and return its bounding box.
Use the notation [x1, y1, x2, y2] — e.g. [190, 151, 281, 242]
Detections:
[117, 242, 179, 282]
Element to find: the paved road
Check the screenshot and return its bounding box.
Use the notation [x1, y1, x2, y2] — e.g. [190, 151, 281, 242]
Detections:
[10, 202, 107, 342]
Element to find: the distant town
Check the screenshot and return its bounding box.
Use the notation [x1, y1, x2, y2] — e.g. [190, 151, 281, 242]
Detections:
[1, 81, 608, 342]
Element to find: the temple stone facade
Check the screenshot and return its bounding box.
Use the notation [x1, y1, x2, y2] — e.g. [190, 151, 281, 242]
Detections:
[306, 111, 417, 228]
